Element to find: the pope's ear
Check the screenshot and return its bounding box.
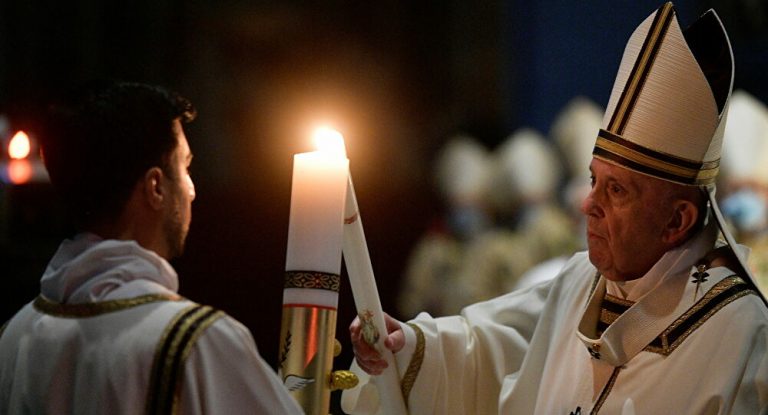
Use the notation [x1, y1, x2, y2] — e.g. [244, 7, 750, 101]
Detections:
[143, 167, 165, 210]
[664, 199, 699, 245]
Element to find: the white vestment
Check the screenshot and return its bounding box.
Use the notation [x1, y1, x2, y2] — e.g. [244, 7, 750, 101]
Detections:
[343, 224, 768, 414]
[0, 233, 302, 415]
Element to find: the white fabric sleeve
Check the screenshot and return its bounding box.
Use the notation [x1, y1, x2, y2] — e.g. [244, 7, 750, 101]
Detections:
[178, 316, 303, 415]
[724, 303, 768, 414]
[396, 321, 417, 377]
[342, 278, 555, 415]
[405, 281, 551, 414]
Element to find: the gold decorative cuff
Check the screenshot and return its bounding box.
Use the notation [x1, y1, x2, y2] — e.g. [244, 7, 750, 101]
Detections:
[401, 322, 425, 406]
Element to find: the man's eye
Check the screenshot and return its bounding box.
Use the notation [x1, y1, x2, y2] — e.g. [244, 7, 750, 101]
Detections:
[589, 176, 596, 187]
[610, 184, 623, 194]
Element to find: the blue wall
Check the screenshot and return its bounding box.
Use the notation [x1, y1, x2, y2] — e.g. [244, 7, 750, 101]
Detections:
[503, 1, 718, 134]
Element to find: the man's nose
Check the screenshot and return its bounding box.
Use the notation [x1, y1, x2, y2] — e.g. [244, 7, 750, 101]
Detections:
[580, 189, 602, 218]
[186, 174, 196, 201]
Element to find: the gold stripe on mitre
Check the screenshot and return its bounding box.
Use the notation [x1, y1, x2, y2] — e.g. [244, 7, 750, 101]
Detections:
[594, 129, 719, 185]
[608, 2, 675, 134]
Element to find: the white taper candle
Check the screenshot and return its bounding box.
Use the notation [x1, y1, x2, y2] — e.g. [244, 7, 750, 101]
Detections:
[343, 175, 408, 414]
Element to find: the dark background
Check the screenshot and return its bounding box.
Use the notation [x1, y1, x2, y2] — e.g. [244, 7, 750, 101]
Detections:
[1, 1, 766, 413]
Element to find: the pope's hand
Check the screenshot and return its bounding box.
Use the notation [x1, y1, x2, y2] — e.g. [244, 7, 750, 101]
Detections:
[349, 313, 405, 375]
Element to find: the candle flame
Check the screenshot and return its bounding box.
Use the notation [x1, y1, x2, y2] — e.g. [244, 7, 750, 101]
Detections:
[8, 131, 31, 160]
[312, 126, 346, 157]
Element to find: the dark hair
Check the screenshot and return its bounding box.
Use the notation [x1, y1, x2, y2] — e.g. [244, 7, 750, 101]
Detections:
[40, 81, 196, 229]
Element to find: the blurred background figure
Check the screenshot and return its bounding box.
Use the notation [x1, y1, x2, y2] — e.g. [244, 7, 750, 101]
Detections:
[464, 127, 566, 300]
[398, 99, 607, 313]
[719, 89, 768, 291]
[510, 97, 605, 290]
[397, 134, 492, 316]
[487, 128, 562, 230]
[551, 96, 605, 229]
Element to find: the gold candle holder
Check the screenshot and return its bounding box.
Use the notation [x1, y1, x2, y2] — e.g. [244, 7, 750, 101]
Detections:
[278, 271, 340, 415]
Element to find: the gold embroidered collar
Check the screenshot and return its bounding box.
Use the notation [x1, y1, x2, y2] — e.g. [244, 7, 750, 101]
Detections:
[33, 293, 182, 318]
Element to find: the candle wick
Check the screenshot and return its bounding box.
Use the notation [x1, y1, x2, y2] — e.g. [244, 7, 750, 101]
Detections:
[344, 212, 359, 225]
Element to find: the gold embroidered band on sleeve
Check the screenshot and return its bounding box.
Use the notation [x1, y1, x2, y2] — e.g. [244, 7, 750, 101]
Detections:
[401, 322, 426, 406]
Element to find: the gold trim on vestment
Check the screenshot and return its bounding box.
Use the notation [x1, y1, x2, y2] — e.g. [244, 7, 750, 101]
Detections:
[33, 293, 181, 318]
[594, 276, 756, 356]
[178, 309, 222, 365]
[644, 276, 754, 355]
[587, 272, 601, 306]
[598, 294, 635, 336]
[146, 304, 224, 415]
[591, 367, 622, 414]
[599, 309, 621, 326]
[599, 294, 634, 330]
[603, 293, 634, 308]
[401, 322, 425, 406]
[147, 304, 206, 415]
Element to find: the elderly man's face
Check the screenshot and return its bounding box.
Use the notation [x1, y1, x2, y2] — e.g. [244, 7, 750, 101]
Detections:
[581, 158, 675, 281]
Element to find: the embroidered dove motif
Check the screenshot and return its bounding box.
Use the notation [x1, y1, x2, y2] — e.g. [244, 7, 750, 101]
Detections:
[284, 375, 315, 392]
